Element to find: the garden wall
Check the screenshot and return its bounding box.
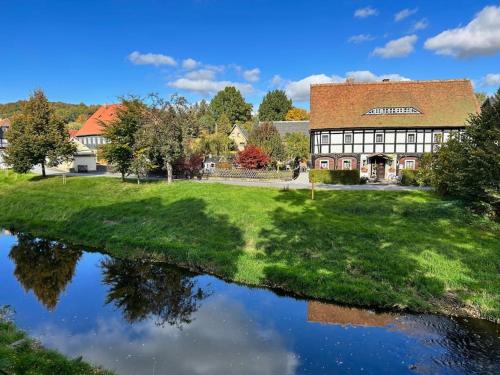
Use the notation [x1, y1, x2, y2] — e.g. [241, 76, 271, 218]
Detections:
[204, 168, 294, 181]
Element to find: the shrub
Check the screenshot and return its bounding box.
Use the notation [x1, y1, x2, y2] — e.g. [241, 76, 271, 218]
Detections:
[235, 144, 270, 169]
[400, 170, 418, 186]
[309, 169, 361, 184]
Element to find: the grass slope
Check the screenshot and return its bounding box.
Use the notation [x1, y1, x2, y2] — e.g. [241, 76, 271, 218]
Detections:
[0, 312, 112, 374]
[0, 173, 498, 320]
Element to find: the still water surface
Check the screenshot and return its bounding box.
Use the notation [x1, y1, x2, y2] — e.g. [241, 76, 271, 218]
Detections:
[0, 231, 498, 374]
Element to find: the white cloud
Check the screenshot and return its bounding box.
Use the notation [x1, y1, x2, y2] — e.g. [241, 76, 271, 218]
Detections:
[412, 18, 429, 31]
[373, 35, 418, 58]
[182, 58, 199, 70]
[348, 34, 375, 43]
[35, 298, 299, 375]
[270, 75, 285, 87]
[128, 51, 177, 66]
[284, 71, 410, 102]
[185, 69, 217, 80]
[354, 7, 378, 18]
[483, 73, 500, 87]
[346, 71, 410, 82]
[285, 74, 343, 102]
[394, 8, 418, 22]
[168, 78, 254, 95]
[424, 6, 500, 58]
[243, 68, 261, 82]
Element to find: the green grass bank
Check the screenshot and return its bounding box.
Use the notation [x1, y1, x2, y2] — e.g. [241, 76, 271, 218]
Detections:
[0, 309, 112, 374]
[0, 173, 498, 321]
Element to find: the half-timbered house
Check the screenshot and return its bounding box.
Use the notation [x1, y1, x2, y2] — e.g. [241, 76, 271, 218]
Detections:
[310, 79, 480, 180]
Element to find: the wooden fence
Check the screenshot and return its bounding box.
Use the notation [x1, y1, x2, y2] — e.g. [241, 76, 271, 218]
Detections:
[204, 168, 294, 181]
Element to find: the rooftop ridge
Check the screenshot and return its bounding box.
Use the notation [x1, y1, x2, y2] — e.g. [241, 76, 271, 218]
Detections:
[311, 79, 472, 87]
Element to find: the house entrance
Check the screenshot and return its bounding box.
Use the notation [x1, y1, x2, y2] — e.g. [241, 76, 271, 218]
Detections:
[368, 154, 391, 181]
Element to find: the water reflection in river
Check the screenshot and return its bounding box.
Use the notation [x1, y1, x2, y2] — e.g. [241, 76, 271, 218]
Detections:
[0, 231, 498, 374]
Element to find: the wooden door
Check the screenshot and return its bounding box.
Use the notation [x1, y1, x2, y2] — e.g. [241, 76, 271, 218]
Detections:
[377, 162, 385, 180]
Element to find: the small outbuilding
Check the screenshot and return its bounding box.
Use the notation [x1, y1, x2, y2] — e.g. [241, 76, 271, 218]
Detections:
[58, 140, 97, 173]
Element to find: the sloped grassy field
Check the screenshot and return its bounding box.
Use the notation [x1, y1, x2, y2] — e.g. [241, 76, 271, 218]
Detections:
[0, 173, 498, 320]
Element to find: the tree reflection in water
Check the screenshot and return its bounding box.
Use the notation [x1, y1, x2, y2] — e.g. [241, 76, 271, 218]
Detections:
[9, 234, 82, 310]
[101, 257, 209, 328]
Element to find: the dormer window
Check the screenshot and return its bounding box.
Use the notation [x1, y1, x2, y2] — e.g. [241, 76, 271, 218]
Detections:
[365, 107, 421, 115]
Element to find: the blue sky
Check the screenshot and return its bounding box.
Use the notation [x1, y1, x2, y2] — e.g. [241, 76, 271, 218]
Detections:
[1, 0, 499, 109]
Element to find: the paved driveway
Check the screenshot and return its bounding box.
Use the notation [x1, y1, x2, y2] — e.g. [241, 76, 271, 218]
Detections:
[196, 173, 431, 191]
[33, 168, 430, 191]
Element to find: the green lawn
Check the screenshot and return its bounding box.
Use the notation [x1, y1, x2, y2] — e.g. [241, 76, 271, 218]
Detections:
[0, 308, 112, 374]
[0, 173, 498, 320]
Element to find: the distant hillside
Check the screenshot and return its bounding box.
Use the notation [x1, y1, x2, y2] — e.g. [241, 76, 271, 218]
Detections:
[0, 101, 100, 127]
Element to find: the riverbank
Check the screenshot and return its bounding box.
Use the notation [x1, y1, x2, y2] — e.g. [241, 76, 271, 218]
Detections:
[0, 309, 112, 374]
[0, 173, 498, 321]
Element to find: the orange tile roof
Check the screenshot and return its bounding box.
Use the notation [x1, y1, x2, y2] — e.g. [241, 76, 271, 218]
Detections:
[310, 79, 480, 130]
[67, 129, 78, 138]
[0, 118, 11, 128]
[307, 301, 395, 327]
[75, 104, 122, 136]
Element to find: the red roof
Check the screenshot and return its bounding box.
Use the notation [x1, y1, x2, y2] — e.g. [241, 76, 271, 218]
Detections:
[68, 129, 78, 138]
[75, 104, 122, 136]
[310, 79, 480, 130]
[0, 118, 11, 128]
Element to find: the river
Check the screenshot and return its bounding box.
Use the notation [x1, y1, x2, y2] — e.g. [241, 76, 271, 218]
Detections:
[0, 230, 498, 374]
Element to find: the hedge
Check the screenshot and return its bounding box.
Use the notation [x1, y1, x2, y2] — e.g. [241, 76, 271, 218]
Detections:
[400, 170, 418, 186]
[309, 169, 361, 185]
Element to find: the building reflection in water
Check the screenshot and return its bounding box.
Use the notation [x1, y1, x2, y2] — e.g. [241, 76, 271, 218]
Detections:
[307, 301, 396, 327]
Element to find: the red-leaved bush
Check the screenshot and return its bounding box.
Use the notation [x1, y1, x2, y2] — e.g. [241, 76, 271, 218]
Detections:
[235, 145, 270, 169]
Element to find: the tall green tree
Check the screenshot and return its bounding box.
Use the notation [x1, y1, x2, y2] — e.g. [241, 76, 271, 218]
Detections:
[216, 113, 232, 134]
[209, 86, 252, 124]
[258, 90, 292, 121]
[102, 98, 146, 182]
[198, 113, 216, 134]
[5, 90, 76, 177]
[284, 132, 310, 161]
[249, 122, 285, 165]
[139, 94, 185, 184]
[420, 89, 500, 215]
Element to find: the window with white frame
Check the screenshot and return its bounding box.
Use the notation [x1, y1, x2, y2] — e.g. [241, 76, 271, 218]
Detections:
[375, 133, 384, 143]
[407, 133, 416, 143]
[342, 159, 352, 170]
[433, 133, 442, 143]
[365, 107, 421, 115]
[321, 134, 329, 144]
[320, 160, 329, 169]
[344, 133, 353, 144]
[404, 160, 415, 170]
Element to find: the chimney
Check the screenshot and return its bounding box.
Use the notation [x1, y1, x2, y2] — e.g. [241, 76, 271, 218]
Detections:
[382, 78, 390, 82]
